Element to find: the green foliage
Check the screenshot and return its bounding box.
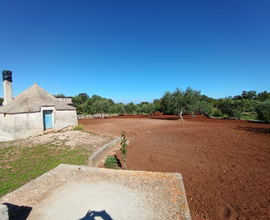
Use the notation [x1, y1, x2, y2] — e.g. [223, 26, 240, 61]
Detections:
[256, 100, 270, 122]
[120, 131, 128, 169]
[141, 104, 148, 114]
[233, 95, 242, 100]
[74, 124, 84, 130]
[114, 103, 125, 115]
[91, 99, 111, 117]
[160, 87, 203, 119]
[72, 93, 115, 115]
[213, 109, 223, 117]
[218, 99, 260, 119]
[78, 93, 89, 102]
[241, 112, 257, 120]
[173, 87, 201, 115]
[195, 101, 212, 116]
[135, 105, 142, 114]
[142, 103, 155, 115]
[242, 90, 257, 100]
[200, 94, 216, 105]
[160, 91, 174, 114]
[218, 99, 243, 118]
[257, 91, 270, 102]
[72, 95, 87, 114]
[160, 87, 202, 119]
[54, 93, 65, 98]
[104, 155, 117, 169]
[124, 102, 136, 115]
[153, 99, 160, 104]
[232, 90, 270, 102]
[0, 97, 3, 106]
[153, 102, 160, 112]
[140, 101, 149, 105]
[108, 99, 115, 105]
[149, 103, 156, 114]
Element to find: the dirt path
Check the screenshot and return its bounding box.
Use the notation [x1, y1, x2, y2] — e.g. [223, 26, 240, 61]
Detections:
[80, 114, 270, 220]
[0, 130, 113, 151]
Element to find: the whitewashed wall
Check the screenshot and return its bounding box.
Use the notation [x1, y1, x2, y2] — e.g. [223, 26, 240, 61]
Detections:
[0, 113, 15, 139]
[13, 112, 44, 139]
[54, 110, 78, 130]
[0, 109, 78, 141]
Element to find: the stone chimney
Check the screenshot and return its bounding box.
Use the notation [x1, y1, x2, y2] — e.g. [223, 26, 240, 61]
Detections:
[2, 70, 13, 106]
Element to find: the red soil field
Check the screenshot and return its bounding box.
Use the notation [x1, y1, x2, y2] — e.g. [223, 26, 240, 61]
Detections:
[79, 114, 270, 220]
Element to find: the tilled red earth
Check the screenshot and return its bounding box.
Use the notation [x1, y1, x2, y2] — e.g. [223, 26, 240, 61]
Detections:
[79, 114, 270, 219]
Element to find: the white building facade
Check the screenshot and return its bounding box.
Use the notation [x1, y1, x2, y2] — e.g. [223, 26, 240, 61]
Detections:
[0, 71, 78, 141]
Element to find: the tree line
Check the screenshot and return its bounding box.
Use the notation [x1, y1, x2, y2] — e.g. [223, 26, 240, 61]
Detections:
[53, 88, 270, 121]
[54, 93, 161, 117]
[1, 88, 268, 121]
[159, 88, 270, 121]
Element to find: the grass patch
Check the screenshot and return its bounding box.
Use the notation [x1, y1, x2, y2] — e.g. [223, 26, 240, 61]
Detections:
[83, 131, 99, 136]
[240, 112, 257, 120]
[210, 112, 257, 120]
[74, 124, 84, 130]
[0, 142, 92, 198]
[210, 113, 229, 118]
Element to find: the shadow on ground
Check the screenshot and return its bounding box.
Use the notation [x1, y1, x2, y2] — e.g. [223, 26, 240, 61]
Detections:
[2, 203, 32, 220]
[79, 210, 113, 220]
[151, 117, 179, 120]
[237, 126, 270, 134]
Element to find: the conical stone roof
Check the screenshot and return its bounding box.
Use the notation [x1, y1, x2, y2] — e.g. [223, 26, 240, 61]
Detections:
[0, 82, 76, 114]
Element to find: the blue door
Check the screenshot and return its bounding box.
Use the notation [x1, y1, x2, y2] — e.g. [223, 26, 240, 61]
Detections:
[43, 110, 53, 130]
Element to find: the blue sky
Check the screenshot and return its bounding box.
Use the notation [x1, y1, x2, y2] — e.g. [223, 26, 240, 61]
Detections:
[1, 0, 269, 104]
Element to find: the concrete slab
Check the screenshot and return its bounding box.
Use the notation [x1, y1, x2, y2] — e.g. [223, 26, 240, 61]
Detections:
[0, 164, 191, 220]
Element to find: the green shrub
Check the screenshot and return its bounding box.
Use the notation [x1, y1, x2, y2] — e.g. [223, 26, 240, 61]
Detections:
[256, 100, 270, 122]
[120, 131, 128, 169]
[74, 124, 84, 130]
[104, 155, 117, 169]
[213, 109, 223, 117]
[235, 110, 242, 119]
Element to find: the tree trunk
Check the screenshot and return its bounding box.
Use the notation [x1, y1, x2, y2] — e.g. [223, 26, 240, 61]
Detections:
[191, 111, 196, 119]
[179, 109, 184, 120]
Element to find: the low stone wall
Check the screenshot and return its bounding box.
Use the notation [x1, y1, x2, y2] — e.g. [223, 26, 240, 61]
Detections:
[88, 136, 121, 167]
[77, 113, 109, 120]
[209, 115, 268, 123]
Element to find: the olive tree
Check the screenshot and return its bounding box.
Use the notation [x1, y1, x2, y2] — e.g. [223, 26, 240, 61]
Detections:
[91, 99, 110, 118]
[160, 91, 174, 115]
[173, 87, 201, 120]
[257, 91, 270, 102]
[114, 103, 125, 116]
[160, 87, 202, 120]
[218, 99, 243, 118]
[195, 101, 212, 117]
[135, 105, 142, 114]
[142, 103, 156, 117]
[256, 100, 270, 122]
[124, 102, 136, 115]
